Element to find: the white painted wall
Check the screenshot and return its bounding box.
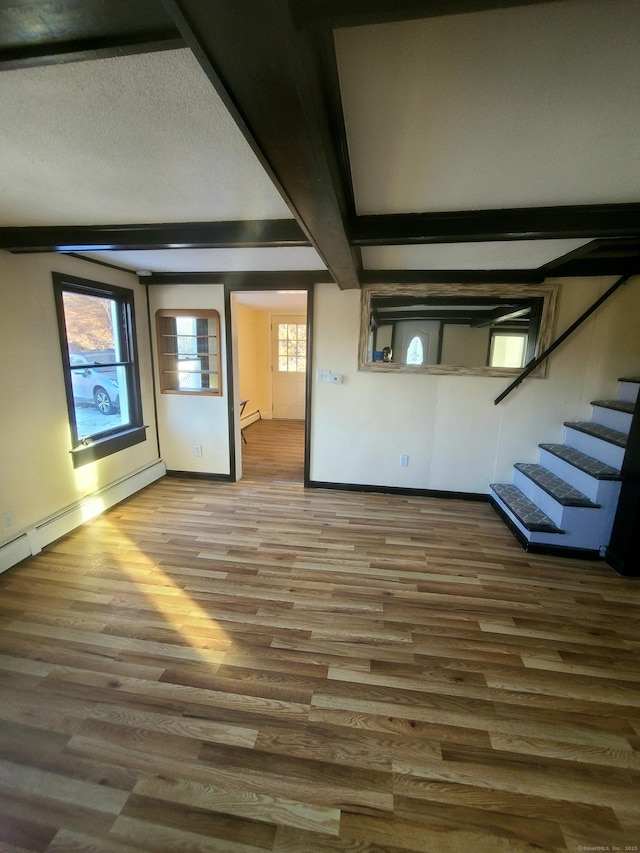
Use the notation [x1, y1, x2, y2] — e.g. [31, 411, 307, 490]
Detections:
[310, 276, 640, 494]
[441, 324, 490, 367]
[148, 284, 230, 475]
[0, 251, 162, 568]
[2, 254, 637, 575]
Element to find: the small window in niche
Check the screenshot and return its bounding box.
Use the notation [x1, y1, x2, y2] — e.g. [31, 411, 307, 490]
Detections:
[156, 309, 221, 395]
[406, 335, 424, 365]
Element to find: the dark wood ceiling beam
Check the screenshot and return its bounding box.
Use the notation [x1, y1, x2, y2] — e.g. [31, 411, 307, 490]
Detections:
[351, 204, 640, 246]
[0, 0, 183, 71]
[0, 220, 309, 253]
[0, 34, 185, 72]
[374, 311, 477, 323]
[540, 237, 640, 276]
[361, 269, 544, 285]
[541, 258, 640, 278]
[470, 306, 530, 327]
[293, 0, 564, 28]
[142, 270, 333, 285]
[160, 0, 360, 289]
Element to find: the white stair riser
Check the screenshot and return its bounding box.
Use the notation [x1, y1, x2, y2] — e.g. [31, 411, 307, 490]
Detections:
[493, 487, 615, 552]
[512, 469, 604, 530]
[494, 378, 635, 555]
[512, 468, 619, 550]
[538, 448, 621, 503]
[563, 428, 625, 470]
[551, 506, 613, 551]
[490, 492, 564, 547]
[512, 469, 565, 525]
[618, 381, 640, 404]
[590, 406, 633, 434]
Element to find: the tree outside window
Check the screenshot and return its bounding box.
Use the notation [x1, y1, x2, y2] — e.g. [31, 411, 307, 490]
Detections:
[277, 323, 306, 372]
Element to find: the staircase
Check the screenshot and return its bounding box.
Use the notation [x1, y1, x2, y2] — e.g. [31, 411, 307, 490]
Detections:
[490, 376, 640, 557]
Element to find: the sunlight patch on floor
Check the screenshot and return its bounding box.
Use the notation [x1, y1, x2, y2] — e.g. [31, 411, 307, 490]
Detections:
[95, 516, 233, 659]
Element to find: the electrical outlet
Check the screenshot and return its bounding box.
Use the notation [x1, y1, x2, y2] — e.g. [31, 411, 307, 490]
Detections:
[399, 455, 409, 468]
[330, 373, 343, 384]
[193, 444, 202, 457]
[2, 511, 15, 532]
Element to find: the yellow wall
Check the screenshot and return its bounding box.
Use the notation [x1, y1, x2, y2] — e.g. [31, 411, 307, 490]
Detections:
[0, 251, 159, 545]
[235, 301, 271, 419]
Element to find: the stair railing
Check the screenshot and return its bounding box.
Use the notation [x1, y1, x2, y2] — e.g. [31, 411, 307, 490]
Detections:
[494, 273, 633, 405]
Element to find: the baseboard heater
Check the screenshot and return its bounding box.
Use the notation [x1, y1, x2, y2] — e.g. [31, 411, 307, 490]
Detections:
[241, 408, 261, 429]
[0, 459, 166, 575]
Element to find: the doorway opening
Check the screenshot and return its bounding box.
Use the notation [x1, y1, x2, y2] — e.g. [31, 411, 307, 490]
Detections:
[231, 290, 308, 483]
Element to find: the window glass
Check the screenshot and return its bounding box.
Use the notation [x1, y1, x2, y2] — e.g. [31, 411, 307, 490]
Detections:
[156, 310, 221, 394]
[62, 291, 130, 438]
[406, 335, 424, 365]
[489, 332, 528, 368]
[277, 323, 306, 372]
[53, 273, 145, 466]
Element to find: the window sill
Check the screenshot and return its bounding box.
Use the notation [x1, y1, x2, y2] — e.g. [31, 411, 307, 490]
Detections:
[70, 425, 148, 468]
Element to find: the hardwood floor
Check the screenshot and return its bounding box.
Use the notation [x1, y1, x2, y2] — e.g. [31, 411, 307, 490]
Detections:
[1, 428, 639, 851]
[240, 419, 305, 482]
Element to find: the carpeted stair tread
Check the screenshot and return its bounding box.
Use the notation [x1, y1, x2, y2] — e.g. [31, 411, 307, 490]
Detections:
[538, 443, 621, 480]
[590, 399, 635, 414]
[490, 484, 564, 534]
[564, 421, 628, 448]
[514, 463, 599, 507]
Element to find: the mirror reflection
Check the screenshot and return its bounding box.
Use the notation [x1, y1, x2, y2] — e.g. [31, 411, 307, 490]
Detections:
[360, 284, 558, 376]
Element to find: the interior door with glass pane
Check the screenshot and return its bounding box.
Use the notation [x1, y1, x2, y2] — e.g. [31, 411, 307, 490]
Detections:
[271, 316, 307, 420]
[396, 320, 441, 365]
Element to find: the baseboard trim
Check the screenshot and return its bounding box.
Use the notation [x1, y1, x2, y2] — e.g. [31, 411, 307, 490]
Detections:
[165, 470, 233, 481]
[0, 535, 32, 574]
[490, 497, 601, 560]
[0, 460, 166, 576]
[306, 479, 489, 502]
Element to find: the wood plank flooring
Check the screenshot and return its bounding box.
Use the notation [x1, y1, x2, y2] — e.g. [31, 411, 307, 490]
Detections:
[1, 421, 639, 851]
[241, 419, 305, 482]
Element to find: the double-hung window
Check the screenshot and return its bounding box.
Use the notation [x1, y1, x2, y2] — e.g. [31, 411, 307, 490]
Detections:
[53, 272, 146, 467]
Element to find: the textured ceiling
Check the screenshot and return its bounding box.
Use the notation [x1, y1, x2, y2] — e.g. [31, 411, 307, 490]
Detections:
[336, 0, 640, 216]
[0, 1, 638, 279]
[78, 247, 327, 273]
[362, 239, 592, 271]
[0, 48, 292, 227]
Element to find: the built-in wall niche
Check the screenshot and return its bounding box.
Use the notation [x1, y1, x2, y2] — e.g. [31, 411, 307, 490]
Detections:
[156, 309, 221, 395]
[359, 283, 558, 377]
